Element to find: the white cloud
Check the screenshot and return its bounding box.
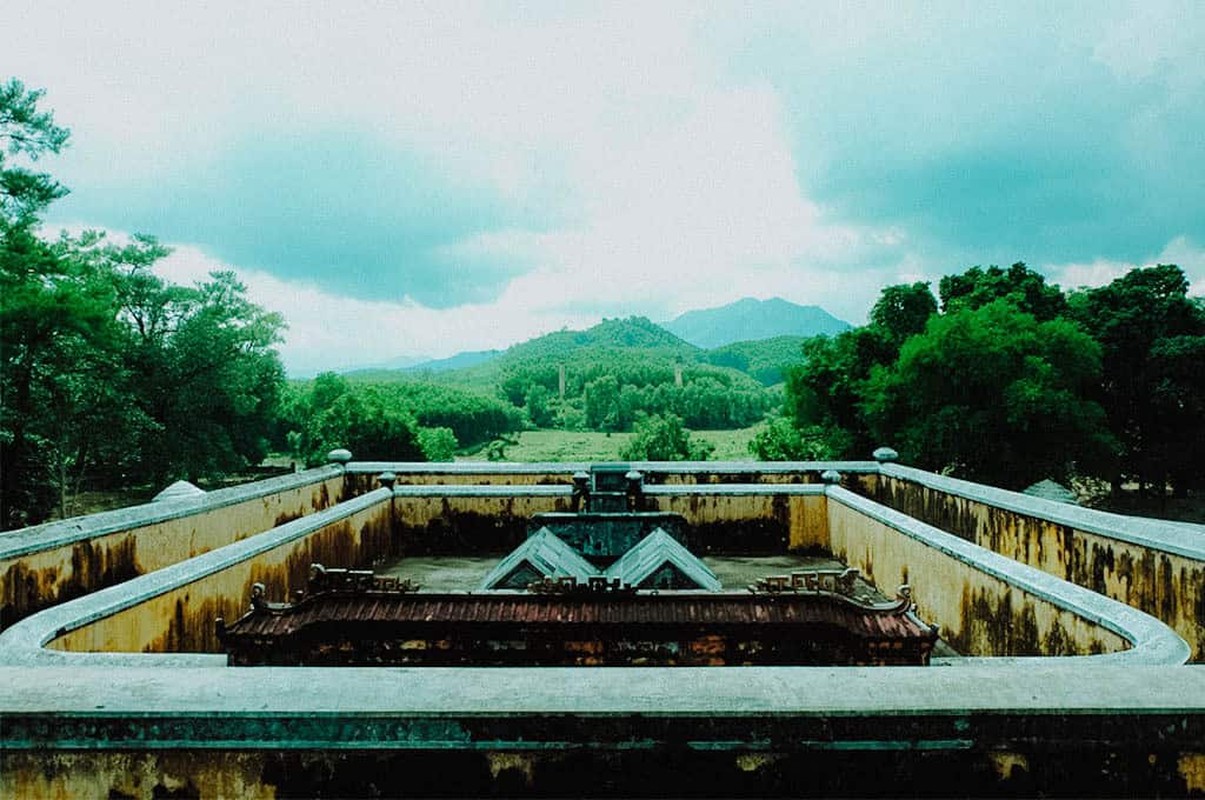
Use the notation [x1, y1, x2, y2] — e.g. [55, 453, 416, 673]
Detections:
[1048, 235, 1205, 295]
[154, 245, 595, 377]
[16, 2, 1200, 376]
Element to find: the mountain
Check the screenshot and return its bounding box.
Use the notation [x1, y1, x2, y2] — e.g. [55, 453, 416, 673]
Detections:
[442, 316, 703, 388]
[503, 316, 698, 361]
[663, 297, 850, 349]
[341, 353, 430, 375]
[403, 350, 502, 374]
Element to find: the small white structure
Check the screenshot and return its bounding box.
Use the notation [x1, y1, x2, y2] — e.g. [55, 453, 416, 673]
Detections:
[151, 480, 206, 502]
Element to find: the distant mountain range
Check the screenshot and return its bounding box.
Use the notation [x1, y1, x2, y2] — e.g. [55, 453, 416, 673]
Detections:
[349, 298, 850, 385]
[401, 350, 502, 375]
[662, 297, 850, 349]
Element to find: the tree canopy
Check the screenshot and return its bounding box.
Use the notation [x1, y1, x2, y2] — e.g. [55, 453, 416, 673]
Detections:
[863, 301, 1113, 488]
[774, 261, 1204, 496]
[1, 82, 288, 527]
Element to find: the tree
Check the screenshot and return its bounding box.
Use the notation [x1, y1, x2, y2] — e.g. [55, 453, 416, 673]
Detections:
[416, 426, 458, 462]
[523, 384, 554, 428]
[0, 82, 96, 525]
[583, 375, 620, 431]
[748, 416, 846, 461]
[870, 282, 937, 347]
[939, 262, 1066, 321]
[1, 81, 291, 525]
[0, 79, 70, 223]
[619, 413, 714, 461]
[1068, 264, 1205, 495]
[785, 326, 894, 458]
[862, 300, 1114, 488]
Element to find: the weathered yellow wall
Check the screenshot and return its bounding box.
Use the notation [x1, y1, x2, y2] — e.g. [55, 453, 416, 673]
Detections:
[361, 467, 828, 488]
[0, 476, 344, 631]
[394, 494, 574, 555]
[652, 472, 817, 486]
[646, 493, 828, 552]
[389, 472, 572, 487]
[871, 476, 1205, 659]
[827, 500, 1128, 657]
[49, 500, 391, 654]
[0, 752, 277, 800]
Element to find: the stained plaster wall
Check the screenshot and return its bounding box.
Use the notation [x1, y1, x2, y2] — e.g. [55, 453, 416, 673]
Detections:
[0, 468, 345, 631]
[643, 487, 827, 553]
[393, 487, 576, 555]
[47, 491, 392, 654]
[869, 469, 1205, 659]
[827, 490, 1129, 657]
[353, 463, 578, 487]
[351, 460, 877, 488]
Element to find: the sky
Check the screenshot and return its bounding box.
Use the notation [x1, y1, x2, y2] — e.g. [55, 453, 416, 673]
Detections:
[4, 1, 1204, 376]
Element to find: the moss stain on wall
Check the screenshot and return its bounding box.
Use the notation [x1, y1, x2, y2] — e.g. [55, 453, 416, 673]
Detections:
[869, 476, 1205, 660]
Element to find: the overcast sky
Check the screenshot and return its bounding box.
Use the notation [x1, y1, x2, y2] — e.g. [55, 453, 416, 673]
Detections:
[5, 1, 1204, 375]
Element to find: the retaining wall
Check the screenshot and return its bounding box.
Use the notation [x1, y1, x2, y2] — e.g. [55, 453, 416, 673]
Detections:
[868, 464, 1205, 658]
[26, 489, 393, 656]
[0, 467, 345, 631]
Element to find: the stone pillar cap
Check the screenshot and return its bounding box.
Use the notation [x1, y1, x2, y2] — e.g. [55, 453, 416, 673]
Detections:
[327, 448, 353, 464]
[872, 446, 899, 463]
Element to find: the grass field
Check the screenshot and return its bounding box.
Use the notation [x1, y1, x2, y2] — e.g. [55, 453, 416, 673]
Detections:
[459, 425, 763, 463]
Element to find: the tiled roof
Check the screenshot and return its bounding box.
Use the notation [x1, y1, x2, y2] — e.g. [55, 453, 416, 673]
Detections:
[478, 527, 598, 590]
[222, 591, 934, 642]
[603, 528, 721, 591]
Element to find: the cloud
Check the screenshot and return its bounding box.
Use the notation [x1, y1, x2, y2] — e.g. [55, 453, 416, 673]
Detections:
[151, 244, 599, 377]
[707, 2, 1205, 264]
[1047, 235, 1205, 294]
[7, 2, 1205, 374]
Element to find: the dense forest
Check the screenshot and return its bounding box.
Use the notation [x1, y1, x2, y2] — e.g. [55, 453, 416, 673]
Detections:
[757, 263, 1205, 495]
[3, 80, 1204, 529]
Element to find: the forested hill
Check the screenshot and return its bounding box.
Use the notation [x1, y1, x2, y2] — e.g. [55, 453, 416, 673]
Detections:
[664, 297, 851, 348]
[331, 316, 785, 438]
[356, 317, 810, 390]
[431, 316, 702, 389]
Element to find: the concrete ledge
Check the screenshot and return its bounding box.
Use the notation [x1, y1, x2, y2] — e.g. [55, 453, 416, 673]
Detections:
[827, 486, 1190, 665]
[2, 663, 1203, 749]
[0, 465, 345, 560]
[351, 460, 881, 477]
[881, 463, 1205, 560]
[0, 488, 393, 667]
[388, 483, 826, 498]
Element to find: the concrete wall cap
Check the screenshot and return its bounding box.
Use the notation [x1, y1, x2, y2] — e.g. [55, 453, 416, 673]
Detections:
[0, 465, 345, 561]
[880, 463, 1205, 561]
[0, 488, 393, 667]
[873, 447, 900, 463]
[825, 485, 1191, 665]
[347, 460, 882, 476]
[326, 448, 353, 464]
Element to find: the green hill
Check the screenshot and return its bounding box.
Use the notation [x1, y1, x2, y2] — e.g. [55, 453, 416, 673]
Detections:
[333, 316, 787, 433]
[664, 297, 850, 348]
[703, 335, 809, 386]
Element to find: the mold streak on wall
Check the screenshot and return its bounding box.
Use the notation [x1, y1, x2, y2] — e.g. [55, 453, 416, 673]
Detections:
[869, 475, 1205, 659]
[645, 494, 827, 553]
[0, 472, 344, 631]
[826, 499, 1127, 657]
[48, 500, 392, 655]
[394, 495, 574, 555]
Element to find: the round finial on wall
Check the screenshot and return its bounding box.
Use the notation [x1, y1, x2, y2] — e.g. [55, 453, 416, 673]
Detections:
[872, 446, 899, 463]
